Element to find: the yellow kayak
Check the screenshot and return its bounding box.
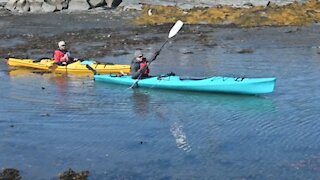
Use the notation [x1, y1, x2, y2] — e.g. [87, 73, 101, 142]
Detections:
[7, 58, 130, 74]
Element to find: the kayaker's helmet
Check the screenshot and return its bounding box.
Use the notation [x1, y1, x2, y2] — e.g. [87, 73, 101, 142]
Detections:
[58, 41, 66, 49]
[134, 50, 143, 58]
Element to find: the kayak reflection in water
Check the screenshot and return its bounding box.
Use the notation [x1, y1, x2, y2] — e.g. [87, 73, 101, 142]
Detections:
[53, 41, 77, 66]
[130, 50, 160, 79]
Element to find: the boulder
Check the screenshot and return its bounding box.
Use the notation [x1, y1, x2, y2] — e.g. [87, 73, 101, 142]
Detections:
[46, 0, 67, 10]
[88, 0, 104, 8]
[3, 0, 124, 12]
[0, 0, 7, 7]
[29, 0, 43, 12]
[42, 1, 56, 12]
[16, 0, 30, 12]
[56, 0, 68, 10]
[68, 0, 90, 11]
[106, 0, 121, 8]
[5, 0, 18, 11]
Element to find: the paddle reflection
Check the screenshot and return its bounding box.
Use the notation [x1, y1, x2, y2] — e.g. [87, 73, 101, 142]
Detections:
[130, 89, 192, 152]
[170, 122, 192, 152]
[130, 89, 151, 117]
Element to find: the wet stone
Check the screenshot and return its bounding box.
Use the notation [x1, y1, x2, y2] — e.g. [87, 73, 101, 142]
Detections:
[0, 168, 21, 180]
[59, 168, 90, 180]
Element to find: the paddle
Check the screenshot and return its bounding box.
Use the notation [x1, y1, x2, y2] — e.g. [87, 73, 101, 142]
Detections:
[47, 61, 68, 72]
[48, 58, 87, 73]
[48, 63, 58, 72]
[129, 20, 184, 88]
[85, 64, 97, 75]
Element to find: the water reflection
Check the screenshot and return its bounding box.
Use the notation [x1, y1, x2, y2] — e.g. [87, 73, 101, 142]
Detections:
[130, 89, 192, 152]
[48, 74, 69, 106]
[170, 122, 192, 152]
[130, 89, 150, 118]
[132, 88, 275, 113]
[128, 88, 275, 154]
[8, 68, 69, 94]
[7, 68, 92, 109]
[48, 74, 68, 95]
[8, 68, 47, 77]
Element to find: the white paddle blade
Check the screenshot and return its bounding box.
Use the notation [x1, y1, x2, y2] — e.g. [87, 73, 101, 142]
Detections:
[168, 20, 184, 38]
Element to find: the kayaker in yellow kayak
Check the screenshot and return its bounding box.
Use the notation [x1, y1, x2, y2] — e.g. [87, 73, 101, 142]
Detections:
[53, 41, 76, 66]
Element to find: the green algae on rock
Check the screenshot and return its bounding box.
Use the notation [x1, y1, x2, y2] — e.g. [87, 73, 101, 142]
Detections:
[0, 168, 21, 180]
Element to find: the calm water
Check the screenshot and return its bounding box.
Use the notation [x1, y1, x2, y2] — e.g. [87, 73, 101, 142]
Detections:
[1, 25, 320, 179]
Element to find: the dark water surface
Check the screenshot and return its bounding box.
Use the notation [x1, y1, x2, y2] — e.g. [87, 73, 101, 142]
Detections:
[1, 14, 320, 179]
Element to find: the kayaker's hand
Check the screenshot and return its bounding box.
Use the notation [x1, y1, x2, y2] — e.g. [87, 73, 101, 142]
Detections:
[154, 50, 160, 57]
[149, 50, 160, 62]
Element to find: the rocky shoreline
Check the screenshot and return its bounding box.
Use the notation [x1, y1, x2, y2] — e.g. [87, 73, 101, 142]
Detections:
[1, 0, 320, 27]
[0, 10, 178, 60]
[1, 0, 301, 13]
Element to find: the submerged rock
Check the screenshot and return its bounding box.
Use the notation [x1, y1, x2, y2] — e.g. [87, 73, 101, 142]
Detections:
[59, 168, 89, 180]
[0, 168, 21, 180]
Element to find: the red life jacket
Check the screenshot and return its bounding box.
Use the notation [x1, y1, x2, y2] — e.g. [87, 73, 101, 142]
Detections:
[53, 50, 68, 63]
[139, 62, 149, 76]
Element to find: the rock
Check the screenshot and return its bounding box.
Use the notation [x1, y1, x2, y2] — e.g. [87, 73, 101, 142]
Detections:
[236, 48, 254, 54]
[59, 168, 89, 180]
[106, 0, 121, 8]
[0, 168, 21, 180]
[68, 0, 90, 11]
[5, 0, 18, 11]
[54, 0, 68, 11]
[16, 0, 30, 12]
[121, 4, 142, 11]
[147, 9, 152, 16]
[0, 1, 5, 4]
[29, 0, 43, 12]
[45, 0, 67, 10]
[88, 0, 104, 8]
[42, 1, 56, 12]
[3, 0, 122, 12]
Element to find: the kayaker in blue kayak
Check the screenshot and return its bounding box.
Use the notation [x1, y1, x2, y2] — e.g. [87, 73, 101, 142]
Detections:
[130, 50, 160, 79]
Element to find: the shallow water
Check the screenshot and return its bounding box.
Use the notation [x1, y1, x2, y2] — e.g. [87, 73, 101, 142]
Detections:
[1, 23, 320, 179]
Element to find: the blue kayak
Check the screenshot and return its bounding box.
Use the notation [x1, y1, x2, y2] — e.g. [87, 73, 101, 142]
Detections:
[94, 74, 276, 95]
